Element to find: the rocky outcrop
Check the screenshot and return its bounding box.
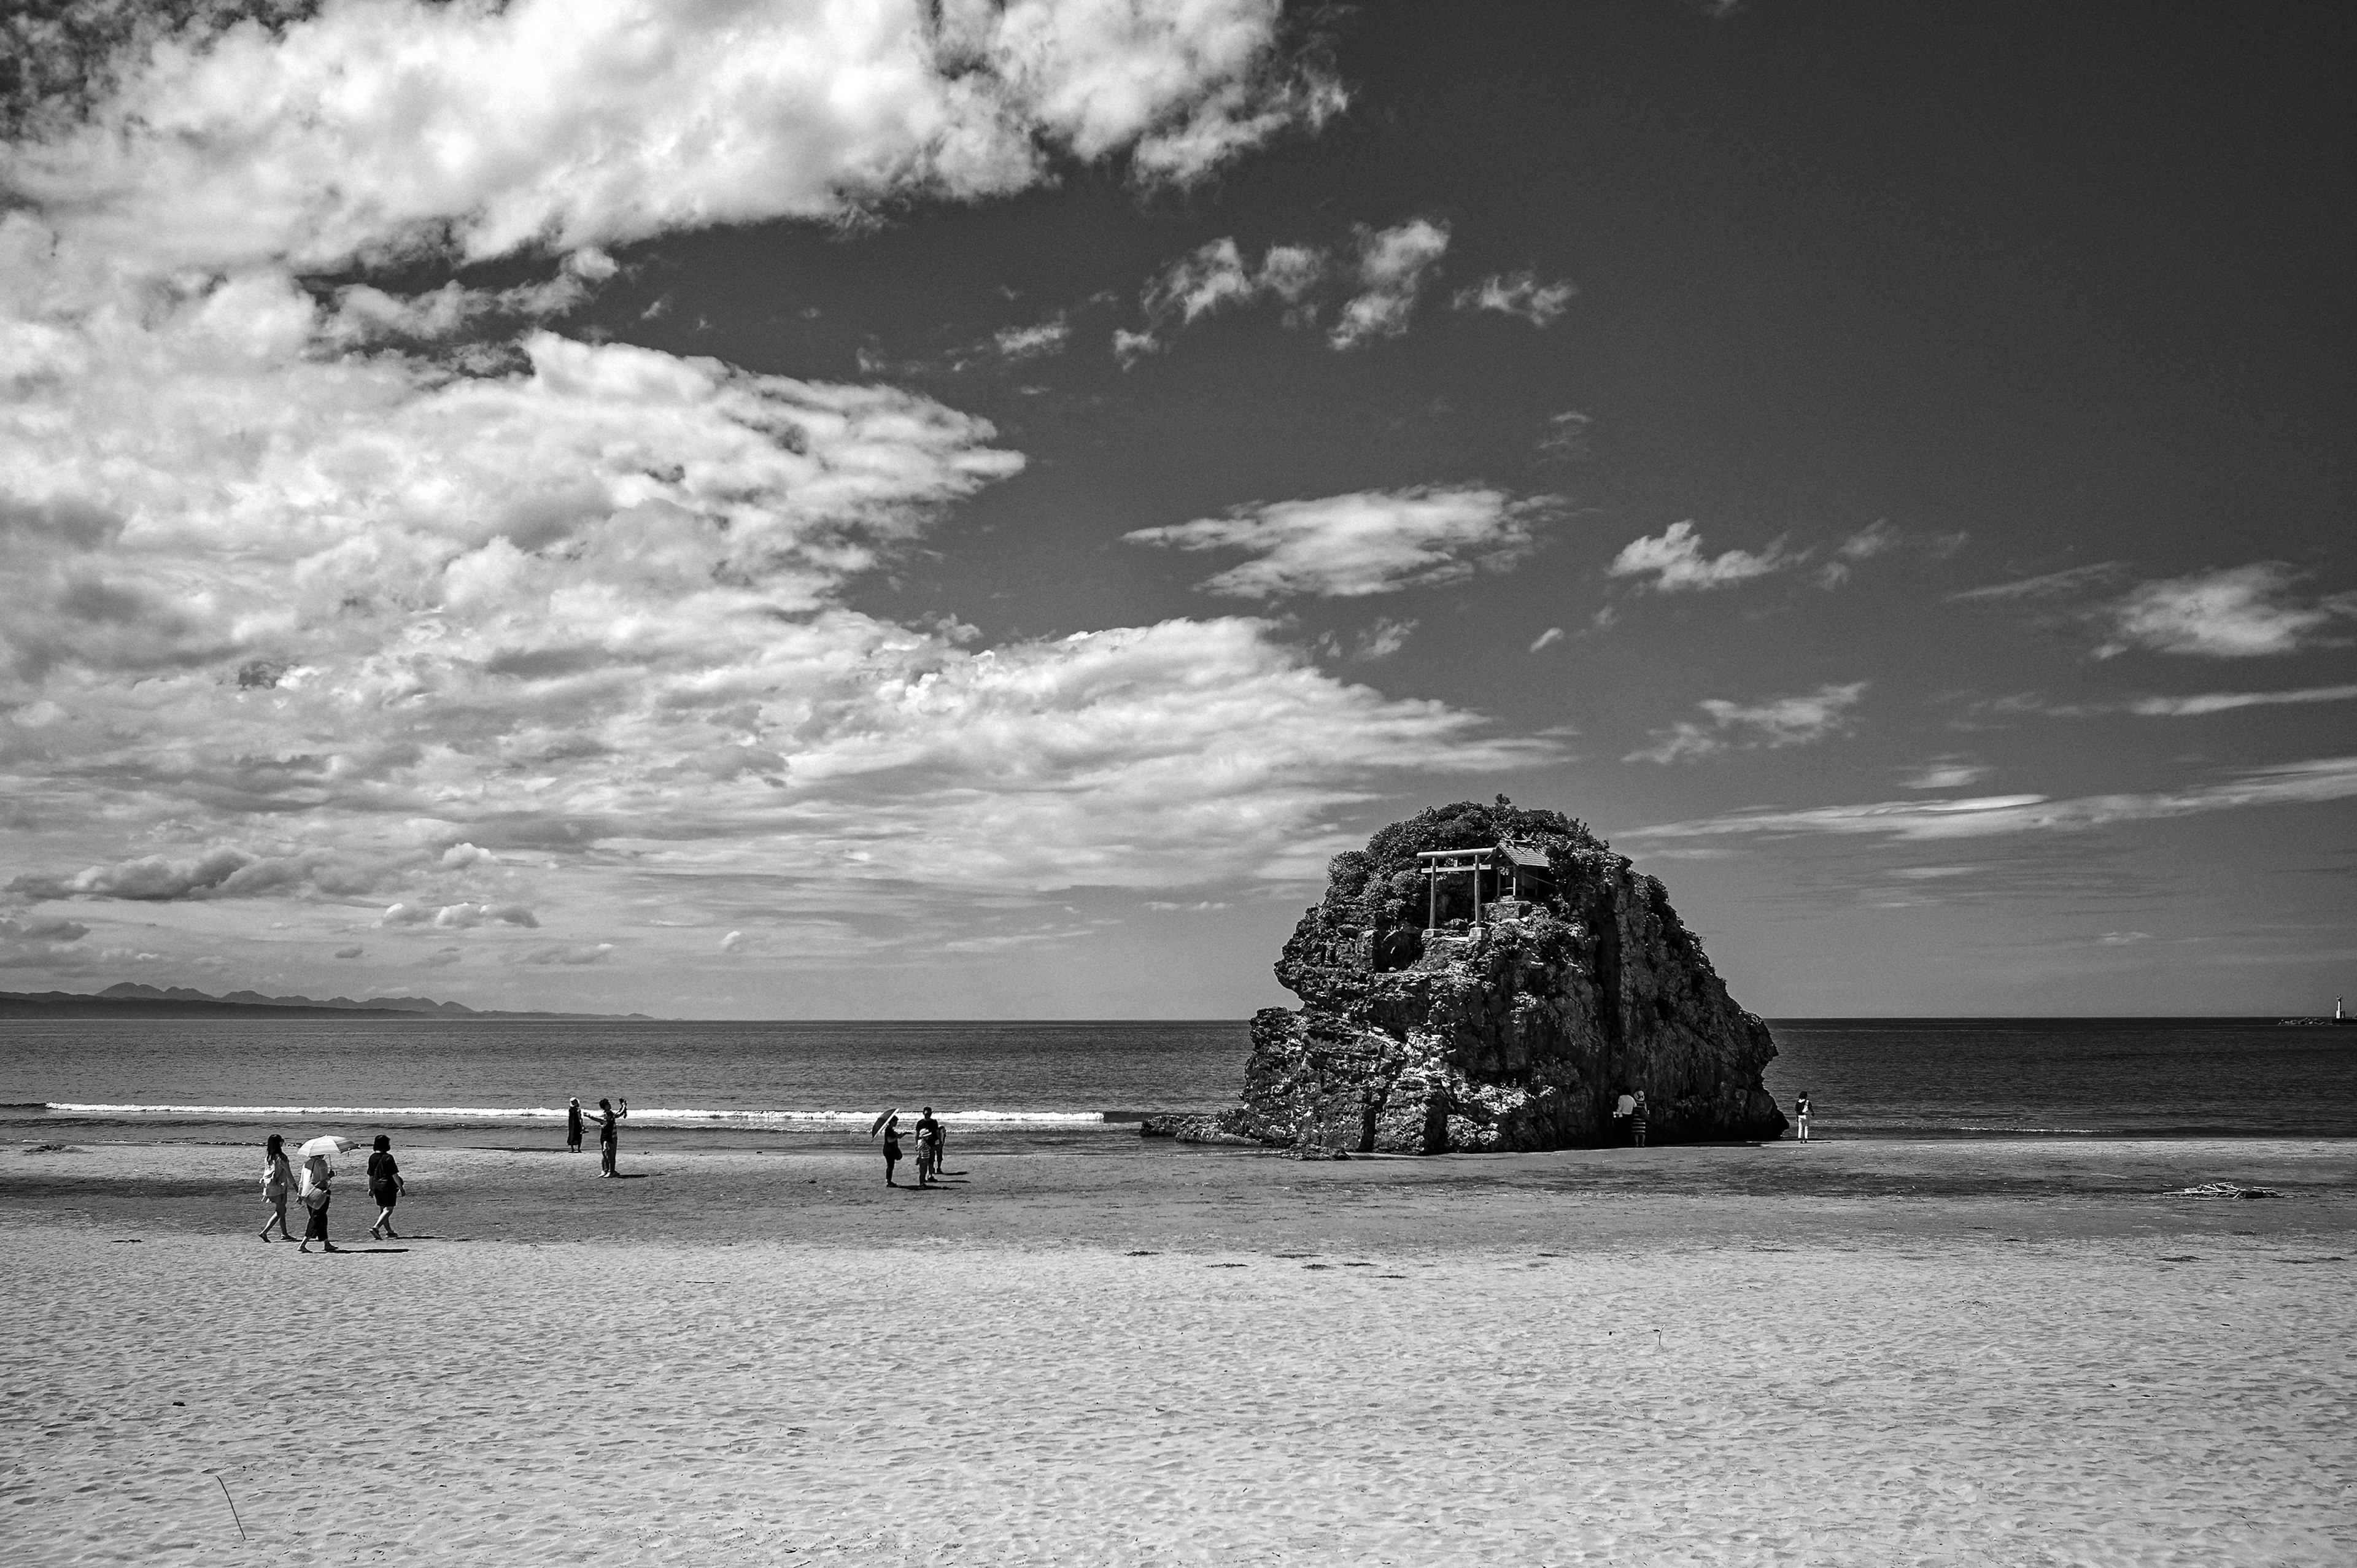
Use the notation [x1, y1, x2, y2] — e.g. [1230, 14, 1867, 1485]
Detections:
[1175, 799, 1785, 1154]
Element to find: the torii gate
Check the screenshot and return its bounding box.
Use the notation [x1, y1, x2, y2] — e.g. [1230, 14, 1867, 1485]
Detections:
[1414, 843, 1550, 929]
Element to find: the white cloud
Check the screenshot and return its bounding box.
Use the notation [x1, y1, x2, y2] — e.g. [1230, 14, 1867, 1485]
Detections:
[1528, 627, 1565, 653]
[2098, 931, 2154, 946]
[2096, 563, 2356, 658]
[1452, 271, 1576, 326]
[1125, 486, 1559, 599]
[1606, 521, 1792, 593]
[1946, 563, 2126, 603]
[1328, 219, 1452, 349]
[10, 0, 1333, 274]
[1901, 759, 1992, 790]
[1625, 755, 2357, 843]
[1128, 217, 1450, 353]
[1624, 682, 1867, 765]
[2126, 683, 2357, 717]
[380, 902, 540, 930]
[1315, 617, 1416, 663]
[719, 930, 749, 954]
[519, 941, 616, 966]
[991, 317, 1071, 360]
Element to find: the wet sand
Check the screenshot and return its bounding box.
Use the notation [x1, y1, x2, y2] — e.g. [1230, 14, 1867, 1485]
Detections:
[5, 1135, 2353, 1565]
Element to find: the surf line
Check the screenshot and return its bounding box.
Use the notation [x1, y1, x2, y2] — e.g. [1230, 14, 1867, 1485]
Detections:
[44, 1102, 1115, 1126]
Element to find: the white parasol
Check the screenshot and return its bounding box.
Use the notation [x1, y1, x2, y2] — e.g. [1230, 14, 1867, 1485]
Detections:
[298, 1135, 357, 1159]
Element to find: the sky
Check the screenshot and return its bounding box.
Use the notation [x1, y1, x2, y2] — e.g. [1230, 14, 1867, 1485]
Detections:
[2, 0, 2353, 1019]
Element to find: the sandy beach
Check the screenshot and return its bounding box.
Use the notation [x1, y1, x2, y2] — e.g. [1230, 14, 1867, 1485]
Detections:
[5, 1135, 2353, 1566]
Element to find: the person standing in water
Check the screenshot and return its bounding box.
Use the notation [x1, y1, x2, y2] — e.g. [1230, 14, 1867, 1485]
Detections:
[1630, 1089, 1650, 1148]
[258, 1134, 295, 1242]
[366, 1135, 406, 1240]
[297, 1151, 340, 1253]
[566, 1097, 584, 1155]
[1795, 1092, 1811, 1143]
[594, 1097, 627, 1177]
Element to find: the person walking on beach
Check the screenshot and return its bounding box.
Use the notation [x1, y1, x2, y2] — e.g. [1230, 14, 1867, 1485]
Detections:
[1630, 1089, 1650, 1148]
[297, 1151, 341, 1254]
[366, 1135, 406, 1240]
[1795, 1092, 1811, 1143]
[258, 1134, 296, 1242]
[593, 1097, 628, 1177]
[566, 1097, 584, 1155]
[877, 1113, 904, 1186]
[1612, 1090, 1636, 1145]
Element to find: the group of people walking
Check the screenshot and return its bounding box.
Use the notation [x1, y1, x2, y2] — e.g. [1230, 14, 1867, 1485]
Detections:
[259, 1133, 405, 1253]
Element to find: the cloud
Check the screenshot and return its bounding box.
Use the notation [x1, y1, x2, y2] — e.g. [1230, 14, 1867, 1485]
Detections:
[1625, 755, 2357, 843]
[719, 930, 749, 954]
[380, 902, 540, 930]
[1528, 627, 1565, 653]
[1126, 486, 1558, 599]
[7, 846, 409, 903]
[991, 317, 1071, 361]
[1624, 682, 1867, 765]
[2098, 931, 2154, 946]
[1328, 219, 1453, 349]
[2096, 563, 2356, 658]
[419, 946, 463, 969]
[1126, 218, 1450, 354]
[1945, 563, 2126, 603]
[9, 0, 1334, 274]
[1901, 759, 1992, 790]
[333, 946, 365, 959]
[1606, 521, 1793, 593]
[1315, 617, 1416, 663]
[519, 942, 616, 966]
[2125, 683, 2357, 717]
[1537, 411, 1591, 462]
[1, 913, 92, 968]
[1452, 271, 1576, 326]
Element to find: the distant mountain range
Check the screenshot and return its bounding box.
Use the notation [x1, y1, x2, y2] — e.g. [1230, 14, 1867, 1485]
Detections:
[0, 982, 646, 1021]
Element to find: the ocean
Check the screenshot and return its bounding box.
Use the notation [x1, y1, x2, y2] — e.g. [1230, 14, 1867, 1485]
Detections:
[3, 1014, 2355, 1145]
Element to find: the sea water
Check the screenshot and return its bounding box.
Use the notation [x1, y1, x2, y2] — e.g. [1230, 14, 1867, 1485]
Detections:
[2, 1015, 2354, 1142]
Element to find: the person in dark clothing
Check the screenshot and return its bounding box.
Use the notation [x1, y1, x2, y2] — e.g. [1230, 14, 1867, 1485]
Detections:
[566, 1097, 584, 1154]
[878, 1114, 903, 1186]
[366, 1134, 406, 1240]
[913, 1107, 940, 1186]
[298, 1153, 339, 1253]
[594, 1097, 627, 1176]
[1630, 1089, 1650, 1148]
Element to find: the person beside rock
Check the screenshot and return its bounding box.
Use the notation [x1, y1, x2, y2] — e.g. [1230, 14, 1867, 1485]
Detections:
[1794, 1092, 1811, 1143]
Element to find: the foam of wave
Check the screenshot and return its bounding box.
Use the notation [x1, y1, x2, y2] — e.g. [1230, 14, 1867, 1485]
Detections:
[42, 1102, 1112, 1127]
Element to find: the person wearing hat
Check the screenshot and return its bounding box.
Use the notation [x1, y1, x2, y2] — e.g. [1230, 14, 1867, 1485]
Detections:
[366, 1134, 406, 1240]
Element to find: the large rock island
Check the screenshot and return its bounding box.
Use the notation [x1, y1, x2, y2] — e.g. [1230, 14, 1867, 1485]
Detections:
[1160, 798, 1786, 1154]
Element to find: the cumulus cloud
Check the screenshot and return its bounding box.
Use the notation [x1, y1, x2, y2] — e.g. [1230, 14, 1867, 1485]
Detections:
[2096, 563, 2356, 659]
[1606, 522, 1794, 593]
[380, 902, 540, 930]
[8, 0, 1336, 273]
[1624, 683, 1867, 765]
[1452, 271, 1576, 326]
[7, 846, 404, 903]
[1124, 218, 1451, 355]
[1327, 219, 1453, 349]
[1126, 486, 1559, 599]
[719, 930, 749, 954]
[1625, 755, 2357, 843]
[1314, 617, 1416, 663]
